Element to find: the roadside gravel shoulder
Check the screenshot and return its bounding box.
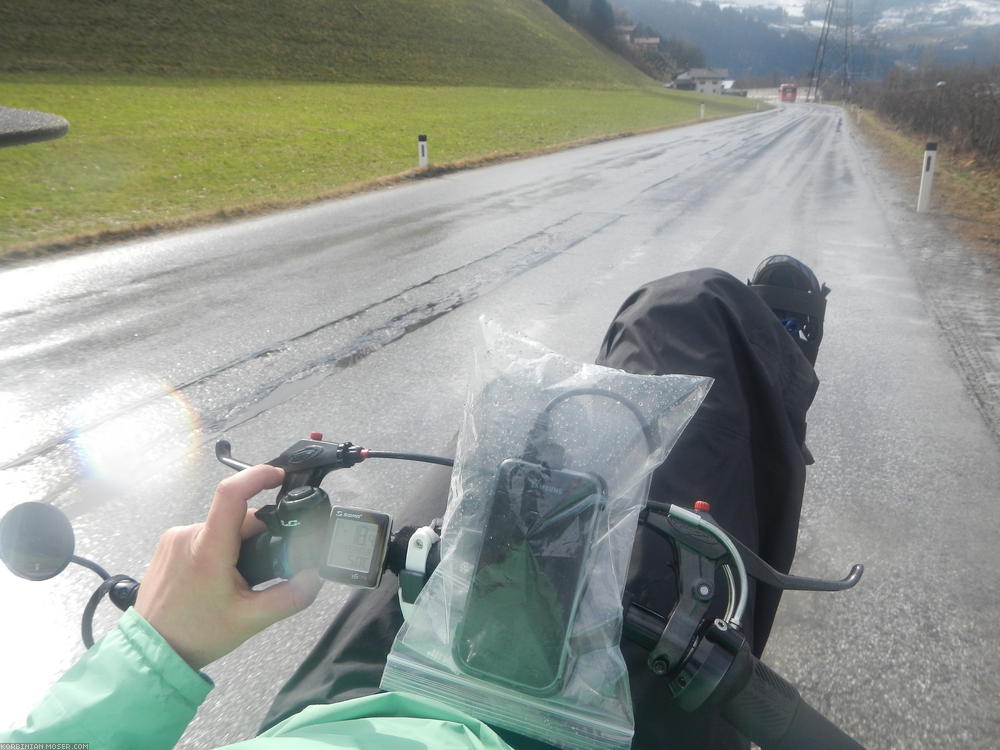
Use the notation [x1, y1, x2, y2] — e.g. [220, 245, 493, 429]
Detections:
[848, 118, 1000, 447]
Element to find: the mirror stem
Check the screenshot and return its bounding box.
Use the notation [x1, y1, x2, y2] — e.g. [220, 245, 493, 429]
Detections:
[71, 555, 110, 581]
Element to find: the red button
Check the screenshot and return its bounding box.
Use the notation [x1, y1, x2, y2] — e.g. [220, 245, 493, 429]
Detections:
[694, 500, 711, 512]
[310, 432, 323, 441]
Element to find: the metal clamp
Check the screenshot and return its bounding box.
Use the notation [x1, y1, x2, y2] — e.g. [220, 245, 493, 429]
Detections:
[398, 525, 441, 621]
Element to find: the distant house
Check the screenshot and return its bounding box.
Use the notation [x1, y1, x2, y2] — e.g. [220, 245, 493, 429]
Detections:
[672, 68, 730, 96]
[615, 25, 637, 43]
[616, 25, 660, 48]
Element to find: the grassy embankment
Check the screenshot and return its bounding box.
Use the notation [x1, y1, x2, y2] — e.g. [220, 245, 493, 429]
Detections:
[851, 106, 1000, 254]
[0, 79, 757, 257]
[0, 0, 762, 260]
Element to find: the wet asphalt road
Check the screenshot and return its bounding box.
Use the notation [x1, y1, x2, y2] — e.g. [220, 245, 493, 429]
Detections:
[1, 104, 998, 748]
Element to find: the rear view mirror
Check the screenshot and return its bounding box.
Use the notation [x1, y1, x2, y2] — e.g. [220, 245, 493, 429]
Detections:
[0, 502, 76, 581]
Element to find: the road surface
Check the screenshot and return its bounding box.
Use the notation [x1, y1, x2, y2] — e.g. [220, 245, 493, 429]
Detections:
[1, 104, 998, 748]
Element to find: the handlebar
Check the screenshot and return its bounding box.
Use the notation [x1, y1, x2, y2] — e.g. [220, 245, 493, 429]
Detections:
[238, 533, 289, 586]
[240, 514, 865, 750]
[622, 602, 863, 749]
[721, 654, 864, 750]
[206, 438, 869, 749]
[4, 435, 865, 750]
[235, 523, 425, 588]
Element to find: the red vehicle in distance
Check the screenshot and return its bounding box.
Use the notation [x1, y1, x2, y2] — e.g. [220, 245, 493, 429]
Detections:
[779, 84, 798, 103]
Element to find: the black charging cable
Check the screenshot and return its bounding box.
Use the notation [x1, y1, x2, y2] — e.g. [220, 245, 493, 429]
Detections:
[525, 388, 659, 466]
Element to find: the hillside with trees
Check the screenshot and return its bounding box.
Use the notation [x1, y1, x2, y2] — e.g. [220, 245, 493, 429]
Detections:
[615, 0, 818, 78]
[542, 0, 704, 81]
[614, 0, 1000, 81]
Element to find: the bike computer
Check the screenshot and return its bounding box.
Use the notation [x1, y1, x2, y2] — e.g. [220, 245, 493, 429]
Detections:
[320, 506, 392, 588]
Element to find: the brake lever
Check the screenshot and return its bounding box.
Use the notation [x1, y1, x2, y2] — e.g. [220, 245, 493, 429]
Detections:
[215, 438, 366, 502]
[633, 500, 865, 720]
[216, 440, 252, 471]
[728, 534, 863, 592]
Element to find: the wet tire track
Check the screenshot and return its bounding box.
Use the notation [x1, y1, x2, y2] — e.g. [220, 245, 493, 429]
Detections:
[2, 211, 621, 473]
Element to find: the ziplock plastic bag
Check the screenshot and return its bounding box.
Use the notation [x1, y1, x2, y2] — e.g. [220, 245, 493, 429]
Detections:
[381, 320, 711, 750]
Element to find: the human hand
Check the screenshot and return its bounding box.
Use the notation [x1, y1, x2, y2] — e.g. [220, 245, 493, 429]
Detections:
[135, 465, 323, 670]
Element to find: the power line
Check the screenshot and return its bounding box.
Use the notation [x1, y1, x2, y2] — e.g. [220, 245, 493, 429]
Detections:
[806, 0, 836, 102]
[807, 0, 856, 102]
[843, 0, 854, 101]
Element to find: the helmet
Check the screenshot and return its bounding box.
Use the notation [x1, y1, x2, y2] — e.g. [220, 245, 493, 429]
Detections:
[748, 255, 830, 365]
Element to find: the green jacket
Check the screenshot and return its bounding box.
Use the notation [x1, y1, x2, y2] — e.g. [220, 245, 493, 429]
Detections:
[1, 608, 515, 750]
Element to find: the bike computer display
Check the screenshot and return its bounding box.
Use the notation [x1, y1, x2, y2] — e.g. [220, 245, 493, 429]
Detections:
[320, 506, 392, 588]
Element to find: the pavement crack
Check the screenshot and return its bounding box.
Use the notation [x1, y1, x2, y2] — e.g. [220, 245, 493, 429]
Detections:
[2, 211, 622, 472]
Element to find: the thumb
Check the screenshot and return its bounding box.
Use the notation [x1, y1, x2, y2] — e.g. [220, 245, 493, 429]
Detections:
[249, 569, 323, 625]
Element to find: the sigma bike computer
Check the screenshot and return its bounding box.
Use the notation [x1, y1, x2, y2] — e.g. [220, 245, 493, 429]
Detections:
[320, 506, 392, 588]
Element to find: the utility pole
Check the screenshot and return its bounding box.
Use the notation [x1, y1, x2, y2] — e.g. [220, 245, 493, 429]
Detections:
[842, 0, 854, 102]
[807, 0, 855, 103]
[806, 0, 836, 102]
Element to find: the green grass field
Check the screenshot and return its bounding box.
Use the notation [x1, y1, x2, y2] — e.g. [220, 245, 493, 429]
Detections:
[0, 0, 650, 88]
[0, 75, 761, 256]
[0, 0, 768, 257]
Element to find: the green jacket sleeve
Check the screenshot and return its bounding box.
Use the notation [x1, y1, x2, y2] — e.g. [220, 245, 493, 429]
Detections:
[0, 607, 212, 750]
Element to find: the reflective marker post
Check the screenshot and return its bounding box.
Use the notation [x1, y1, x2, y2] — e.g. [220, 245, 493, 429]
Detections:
[916, 142, 937, 213]
[418, 134, 428, 168]
[700, 103, 705, 119]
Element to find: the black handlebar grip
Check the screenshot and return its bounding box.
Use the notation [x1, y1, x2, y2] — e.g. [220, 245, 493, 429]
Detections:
[237, 532, 287, 586]
[721, 655, 865, 750]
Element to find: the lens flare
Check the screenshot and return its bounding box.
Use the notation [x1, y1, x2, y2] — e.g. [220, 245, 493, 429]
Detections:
[68, 374, 201, 491]
[0, 573, 81, 730]
[0, 375, 204, 728]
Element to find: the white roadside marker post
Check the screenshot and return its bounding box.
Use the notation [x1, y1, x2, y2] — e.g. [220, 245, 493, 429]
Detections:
[916, 142, 938, 213]
[700, 103, 705, 119]
[418, 134, 428, 168]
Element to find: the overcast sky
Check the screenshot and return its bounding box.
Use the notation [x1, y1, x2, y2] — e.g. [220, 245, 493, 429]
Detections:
[717, 0, 1000, 25]
[719, 0, 805, 11]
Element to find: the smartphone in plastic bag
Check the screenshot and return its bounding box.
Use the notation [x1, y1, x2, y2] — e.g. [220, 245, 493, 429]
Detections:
[453, 458, 607, 695]
[382, 320, 712, 750]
